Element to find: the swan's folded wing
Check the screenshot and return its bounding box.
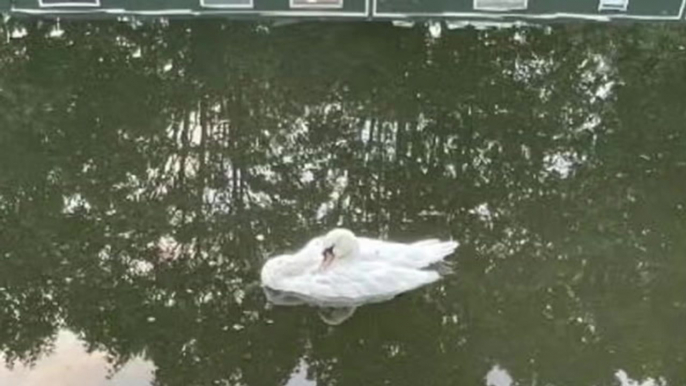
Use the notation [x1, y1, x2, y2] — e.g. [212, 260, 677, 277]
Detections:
[272, 262, 441, 307]
[261, 237, 324, 288]
[358, 238, 459, 270]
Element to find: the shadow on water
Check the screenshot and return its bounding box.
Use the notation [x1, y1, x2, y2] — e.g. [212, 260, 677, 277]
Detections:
[0, 19, 685, 386]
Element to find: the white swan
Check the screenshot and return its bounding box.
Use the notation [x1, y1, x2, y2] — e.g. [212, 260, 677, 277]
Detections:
[261, 229, 459, 316]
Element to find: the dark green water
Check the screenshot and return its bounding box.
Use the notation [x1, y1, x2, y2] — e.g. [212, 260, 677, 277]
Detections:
[0, 20, 685, 386]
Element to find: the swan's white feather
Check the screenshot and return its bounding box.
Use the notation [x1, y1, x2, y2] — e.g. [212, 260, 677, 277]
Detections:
[356, 237, 459, 269]
[261, 234, 458, 307]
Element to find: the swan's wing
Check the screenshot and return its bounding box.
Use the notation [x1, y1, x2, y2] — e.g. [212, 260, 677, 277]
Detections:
[270, 261, 440, 307]
[260, 237, 324, 288]
[357, 237, 459, 270]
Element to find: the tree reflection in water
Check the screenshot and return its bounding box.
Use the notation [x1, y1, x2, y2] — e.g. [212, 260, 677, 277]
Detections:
[0, 20, 684, 386]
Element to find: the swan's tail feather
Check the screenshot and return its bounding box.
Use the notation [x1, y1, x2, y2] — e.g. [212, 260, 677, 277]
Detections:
[413, 240, 459, 269]
[435, 241, 459, 256]
[412, 239, 440, 247]
[425, 240, 459, 258]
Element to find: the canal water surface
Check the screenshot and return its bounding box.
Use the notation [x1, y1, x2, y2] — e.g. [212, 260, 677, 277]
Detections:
[0, 21, 685, 386]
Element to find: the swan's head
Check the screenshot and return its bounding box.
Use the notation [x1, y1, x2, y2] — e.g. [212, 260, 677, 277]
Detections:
[320, 228, 359, 268]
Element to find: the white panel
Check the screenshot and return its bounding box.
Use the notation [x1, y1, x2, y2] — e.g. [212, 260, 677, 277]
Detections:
[200, 0, 254, 8]
[39, 0, 100, 7]
[291, 0, 343, 9]
[474, 0, 527, 11]
[598, 0, 629, 11]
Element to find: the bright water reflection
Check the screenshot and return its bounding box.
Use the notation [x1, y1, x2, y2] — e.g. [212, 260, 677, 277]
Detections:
[0, 330, 153, 386]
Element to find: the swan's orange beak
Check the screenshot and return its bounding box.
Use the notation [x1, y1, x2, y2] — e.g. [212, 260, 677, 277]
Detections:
[320, 248, 335, 270]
